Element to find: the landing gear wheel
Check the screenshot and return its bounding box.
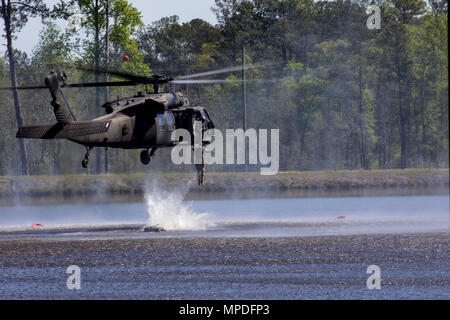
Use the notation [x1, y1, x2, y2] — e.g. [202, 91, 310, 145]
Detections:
[81, 146, 92, 169]
[140, 150, 151, 165]
[82, 158, 89, 168]
[140, 148, 156, 165]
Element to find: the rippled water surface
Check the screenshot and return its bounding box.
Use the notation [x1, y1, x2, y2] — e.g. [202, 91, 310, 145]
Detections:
[0, 194, 448, 299]
[0, 194, 448, 239]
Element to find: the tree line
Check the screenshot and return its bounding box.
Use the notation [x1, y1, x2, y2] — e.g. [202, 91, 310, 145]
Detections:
[0, 0, 448, 176]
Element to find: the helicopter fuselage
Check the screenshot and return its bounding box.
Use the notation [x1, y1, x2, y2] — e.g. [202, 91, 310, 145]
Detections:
[69, 92, 214, 150]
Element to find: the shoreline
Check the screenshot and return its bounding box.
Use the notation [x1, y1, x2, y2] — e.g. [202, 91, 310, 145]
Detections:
[0, 169, 448, 205]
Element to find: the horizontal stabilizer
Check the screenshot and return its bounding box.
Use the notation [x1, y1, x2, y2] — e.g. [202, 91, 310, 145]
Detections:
[17, 120, 111, 139]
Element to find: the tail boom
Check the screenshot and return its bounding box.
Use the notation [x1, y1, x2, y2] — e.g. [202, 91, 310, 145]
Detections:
[16, 120, 111, 139]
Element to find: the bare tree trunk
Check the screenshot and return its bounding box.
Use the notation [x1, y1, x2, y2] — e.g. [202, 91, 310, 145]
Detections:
[298, 129, 306, 171]
[398, 76, 407, 169]
[358, 54, 368, 169]
[411, 89, 421, 167]
[438, 66, 446, 168]
[104, 0, 109, 174]
[94, 0, 101, 174]
[53, 142, 59, 174]
[2, 0, 28, 175]
[419, 77, 428, 167]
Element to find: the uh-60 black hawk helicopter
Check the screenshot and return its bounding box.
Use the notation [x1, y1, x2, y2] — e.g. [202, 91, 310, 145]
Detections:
[1, 66, 218, 185]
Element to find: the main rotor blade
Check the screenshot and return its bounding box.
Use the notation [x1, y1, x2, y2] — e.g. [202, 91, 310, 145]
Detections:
[176, 63, 274, 80]
[75, 65, 172, 84]
[0, 85, 47, 90]
[0, 81, 145, 90]
[172, 79, 236, 84]
[172, 79, 277, 84]
[62, 81, 139, 88]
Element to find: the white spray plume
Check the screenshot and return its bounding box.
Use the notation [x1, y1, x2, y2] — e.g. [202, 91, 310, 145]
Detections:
[144, 177, 211, 231]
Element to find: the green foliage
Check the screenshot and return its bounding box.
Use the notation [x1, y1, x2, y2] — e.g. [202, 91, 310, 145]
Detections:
[0, 0, 447, 175]
[137, 15, 221, 75]
[32, 22, 74, 67]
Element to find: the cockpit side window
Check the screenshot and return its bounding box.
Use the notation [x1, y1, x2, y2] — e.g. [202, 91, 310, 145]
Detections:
[199, 110, 207, 120]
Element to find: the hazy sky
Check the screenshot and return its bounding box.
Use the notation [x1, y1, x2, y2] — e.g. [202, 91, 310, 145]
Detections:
[1, 0, 217, 55]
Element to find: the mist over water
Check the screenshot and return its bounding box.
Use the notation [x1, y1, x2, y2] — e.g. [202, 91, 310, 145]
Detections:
[144, 177, 211, 231]
[0, 184, 447, 237]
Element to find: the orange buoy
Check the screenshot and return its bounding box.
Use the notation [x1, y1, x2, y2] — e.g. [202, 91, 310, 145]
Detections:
[32, 223, 44, 227]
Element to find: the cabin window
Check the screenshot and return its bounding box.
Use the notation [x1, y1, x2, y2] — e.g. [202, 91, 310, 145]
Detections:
[156, 114, 165, 131]
[165, 112, 175, 130]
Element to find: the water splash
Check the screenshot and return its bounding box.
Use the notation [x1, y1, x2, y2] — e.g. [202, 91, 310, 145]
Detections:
[144, 178, 211, 231]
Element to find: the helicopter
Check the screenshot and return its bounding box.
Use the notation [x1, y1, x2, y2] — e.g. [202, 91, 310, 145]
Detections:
[0, 66, 217, 185]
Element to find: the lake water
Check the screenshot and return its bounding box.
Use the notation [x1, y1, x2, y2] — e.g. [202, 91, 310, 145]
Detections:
[0, 193, 448, 239]
[0, 193, 448, 299]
